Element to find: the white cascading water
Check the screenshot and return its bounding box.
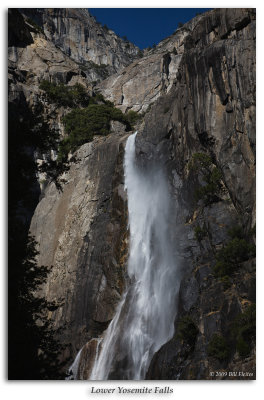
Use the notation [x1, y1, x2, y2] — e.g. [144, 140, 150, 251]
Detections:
[87, 132, 181, 380]
[67, 347, 83, 380]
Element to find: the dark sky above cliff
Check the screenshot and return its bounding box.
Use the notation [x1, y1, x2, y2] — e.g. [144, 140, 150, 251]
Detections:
[89, 8, 211, 49]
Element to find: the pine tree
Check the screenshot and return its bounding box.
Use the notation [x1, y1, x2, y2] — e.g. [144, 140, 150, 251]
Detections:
[9, 234, 67, 379]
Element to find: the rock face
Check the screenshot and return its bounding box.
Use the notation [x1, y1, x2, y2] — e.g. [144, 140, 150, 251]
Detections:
[20, 8, 140, 82]
[137, 7, 255, 227]
[8, 8, 132, 370]
[97, 14, 204, 112]
[8, 8, 91, 142]
[9, 7, 256, 380]
[137, 7, 256, 379]
[30, 128, 130, 360]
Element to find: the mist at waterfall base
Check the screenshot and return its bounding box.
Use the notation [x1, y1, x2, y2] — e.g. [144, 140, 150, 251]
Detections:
[70, 132, 182, 380]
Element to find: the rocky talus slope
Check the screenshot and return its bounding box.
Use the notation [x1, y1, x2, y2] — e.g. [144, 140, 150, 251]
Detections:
[9, 8, 255, 379]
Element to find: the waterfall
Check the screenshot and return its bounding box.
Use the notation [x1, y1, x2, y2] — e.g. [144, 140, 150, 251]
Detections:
[88, 132, 181, 379]
[66, 347, 83, 380]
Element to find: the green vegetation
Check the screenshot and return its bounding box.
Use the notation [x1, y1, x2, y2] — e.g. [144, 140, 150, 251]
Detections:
[189, 152, 223, 206]
[195, 165, 222, 204]
[9, 235, 67, 378]
[39, 81, 143, 175]
[9, 183, 67, 378]
[236, 336, 251, 358]
[58, 104, 127, 161]
[40, 81, 90, 107]
[75, 60, 110, 79]
[137, 49, 144, 58]
[213, 224, 255, 279]
[88, 61, 109, 79]
[9, 95, 71, 378]
[227, 225, 244, 240]
[58, 103, 142, 162]
[91, 91, 110, 104]
[194, 223, 208, 242]
[126, 109, 142, 125]
[232, 304, 256, 358]
[214, 238, 255, 277]
[189, 152, 212, 170]
[177, 315, 199, 348]
[40, 80, 145, 188]
[178, 22, 184, 28]
[58, 104, 143, 162]
[207, 333, 229, 361]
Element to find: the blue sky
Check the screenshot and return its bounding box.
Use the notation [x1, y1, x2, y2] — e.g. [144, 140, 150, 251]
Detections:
[89, 8, 212, 49]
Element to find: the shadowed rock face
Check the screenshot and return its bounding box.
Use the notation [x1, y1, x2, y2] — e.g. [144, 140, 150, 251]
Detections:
[138, 7, 255, 228]
[8, 9, 34, 48]
[9, 7, 255, 379]
[139, 8, 256, 380]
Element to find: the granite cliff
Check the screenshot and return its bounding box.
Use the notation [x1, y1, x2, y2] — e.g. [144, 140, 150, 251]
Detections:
[140, 8, 256, 379]
[19, 8, 140, 82]
[8, 8, 256, 380]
